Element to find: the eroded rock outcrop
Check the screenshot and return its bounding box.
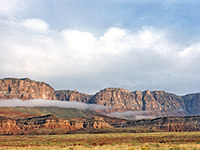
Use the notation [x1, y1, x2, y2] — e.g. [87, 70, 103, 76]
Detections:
[83, 117, 112, 128]
[88, 88, 188, 116]
[16, 114, 72, 131]
[183, 93, 200, 115]
[0, 78, 56, 100]
[0, 78, 199, 117]
[115, 115, 200, 132]
[0, 114, 112, 135]
[0, 116, 21, 135]
[56, 90, 92, 103]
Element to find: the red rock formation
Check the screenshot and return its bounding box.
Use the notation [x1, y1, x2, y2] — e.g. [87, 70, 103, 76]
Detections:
[0, 78, 199, 117]
[83, 117, 112, 128]
[56, 90, 92, 103]
[88, 88, 188, 116]
[115, 115, 200, 132]
[0, 78, 56, 100]
[0, 114, 112, 135]
[183, 93, 200, 115]
[0, 116, 21, 135]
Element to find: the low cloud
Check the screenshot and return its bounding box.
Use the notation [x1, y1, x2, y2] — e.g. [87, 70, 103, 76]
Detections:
[105, 110, 155, 120]
[0, 99, 110, 111]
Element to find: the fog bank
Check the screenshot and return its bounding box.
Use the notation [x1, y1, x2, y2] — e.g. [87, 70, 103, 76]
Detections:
[0, 99, 110, 111]
[105, 110, 154, 120]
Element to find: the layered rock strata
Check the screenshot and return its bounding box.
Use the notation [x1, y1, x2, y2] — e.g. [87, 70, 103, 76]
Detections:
[0, 78, 56, 100]
[0, 78, 199, 117]
[88, 88, 199, 116]
[0, 114, 112, 135]
[56, 90, 92, 103]
[115, 115, 200, 132]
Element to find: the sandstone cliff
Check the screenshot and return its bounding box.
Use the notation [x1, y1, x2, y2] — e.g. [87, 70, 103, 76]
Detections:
[0, 114, 112, 135]
[0, 116, 21, 135]
[115, 115, 200, 132]
[183, 93, 200, 115]
[89, 88, 186, 116]
[56, 90, 92, 103]
[0, 78, 56, 100]
[0, 78, 199, 117]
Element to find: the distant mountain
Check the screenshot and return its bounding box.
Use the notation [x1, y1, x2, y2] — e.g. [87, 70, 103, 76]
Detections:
[0, 78, 199, 117]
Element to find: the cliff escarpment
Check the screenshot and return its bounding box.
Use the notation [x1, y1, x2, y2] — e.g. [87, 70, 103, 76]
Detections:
[0, 78, 56, 100]
[0, 78, 199, 117]
[88, 88, 200, 116]
[56, 90, 92, 103]
[0, 114, 112, 135]
[115, 115, 200, 132]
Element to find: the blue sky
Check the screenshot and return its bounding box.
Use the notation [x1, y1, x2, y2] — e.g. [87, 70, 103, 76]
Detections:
[1, 0, 200, 95]
[26, 0, 200, 38]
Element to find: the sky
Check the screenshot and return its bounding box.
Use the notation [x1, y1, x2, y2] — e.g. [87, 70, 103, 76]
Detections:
[0, 0, 200, 95]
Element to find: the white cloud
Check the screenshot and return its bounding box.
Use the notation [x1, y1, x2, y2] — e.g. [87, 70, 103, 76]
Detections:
[0, 0, 27, 16]
[62, 29, 96, 55]
[105, 110, 154, 120]
[0, 17, 200, 95]
[0, 99, 110, 111]
[20, 19, 49, 32]
[179, 43, 200, 57]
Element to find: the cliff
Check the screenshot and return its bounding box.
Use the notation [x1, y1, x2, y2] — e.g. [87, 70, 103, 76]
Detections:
[0, 116, 21, 135]
[88, 88, 200, 116]
[56, 90, 92, 103]
[115, 115, 200, 132]
[0, 78, 56, 100]
[0, 114, 112, 135]
[0, 78, 199, 117]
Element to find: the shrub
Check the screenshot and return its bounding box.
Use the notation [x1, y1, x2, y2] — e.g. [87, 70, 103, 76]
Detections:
[128, 147, 135, 150]
[155, 143, 160, 147]
[141, 146, 148, 150]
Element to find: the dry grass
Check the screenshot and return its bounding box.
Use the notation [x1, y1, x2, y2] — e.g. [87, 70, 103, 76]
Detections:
[0, 132, 200, 150]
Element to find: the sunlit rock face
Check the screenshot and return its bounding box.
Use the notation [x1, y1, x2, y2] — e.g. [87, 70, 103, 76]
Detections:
[88, 88, 200, 116]
[0, 78, 56, 100]
[56, 90, 92, 103]
[116, 115, 200, 132]
[0, 114, 112, 135]
[0, 78, 199, 117]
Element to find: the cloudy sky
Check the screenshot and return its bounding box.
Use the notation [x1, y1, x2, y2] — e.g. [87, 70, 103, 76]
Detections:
[1, 0, 200, 95]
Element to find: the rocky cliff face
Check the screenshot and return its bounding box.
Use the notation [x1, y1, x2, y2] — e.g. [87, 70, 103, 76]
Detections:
[0, 78, 56, 100]
[88, 88, 199, 116]
[0, 78, 199, 117]
[115, 115, 200, 132]
[56, 90, 92, 103]
[0, 116, 21, 135]
[183, 93, 200, 115]
[0, 114, 112, 135]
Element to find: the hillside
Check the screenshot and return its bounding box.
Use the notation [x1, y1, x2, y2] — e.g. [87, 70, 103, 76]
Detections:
[0, 107, 100, 119]
[0, 106, 200, 135]
[0, 107, 113, 135]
